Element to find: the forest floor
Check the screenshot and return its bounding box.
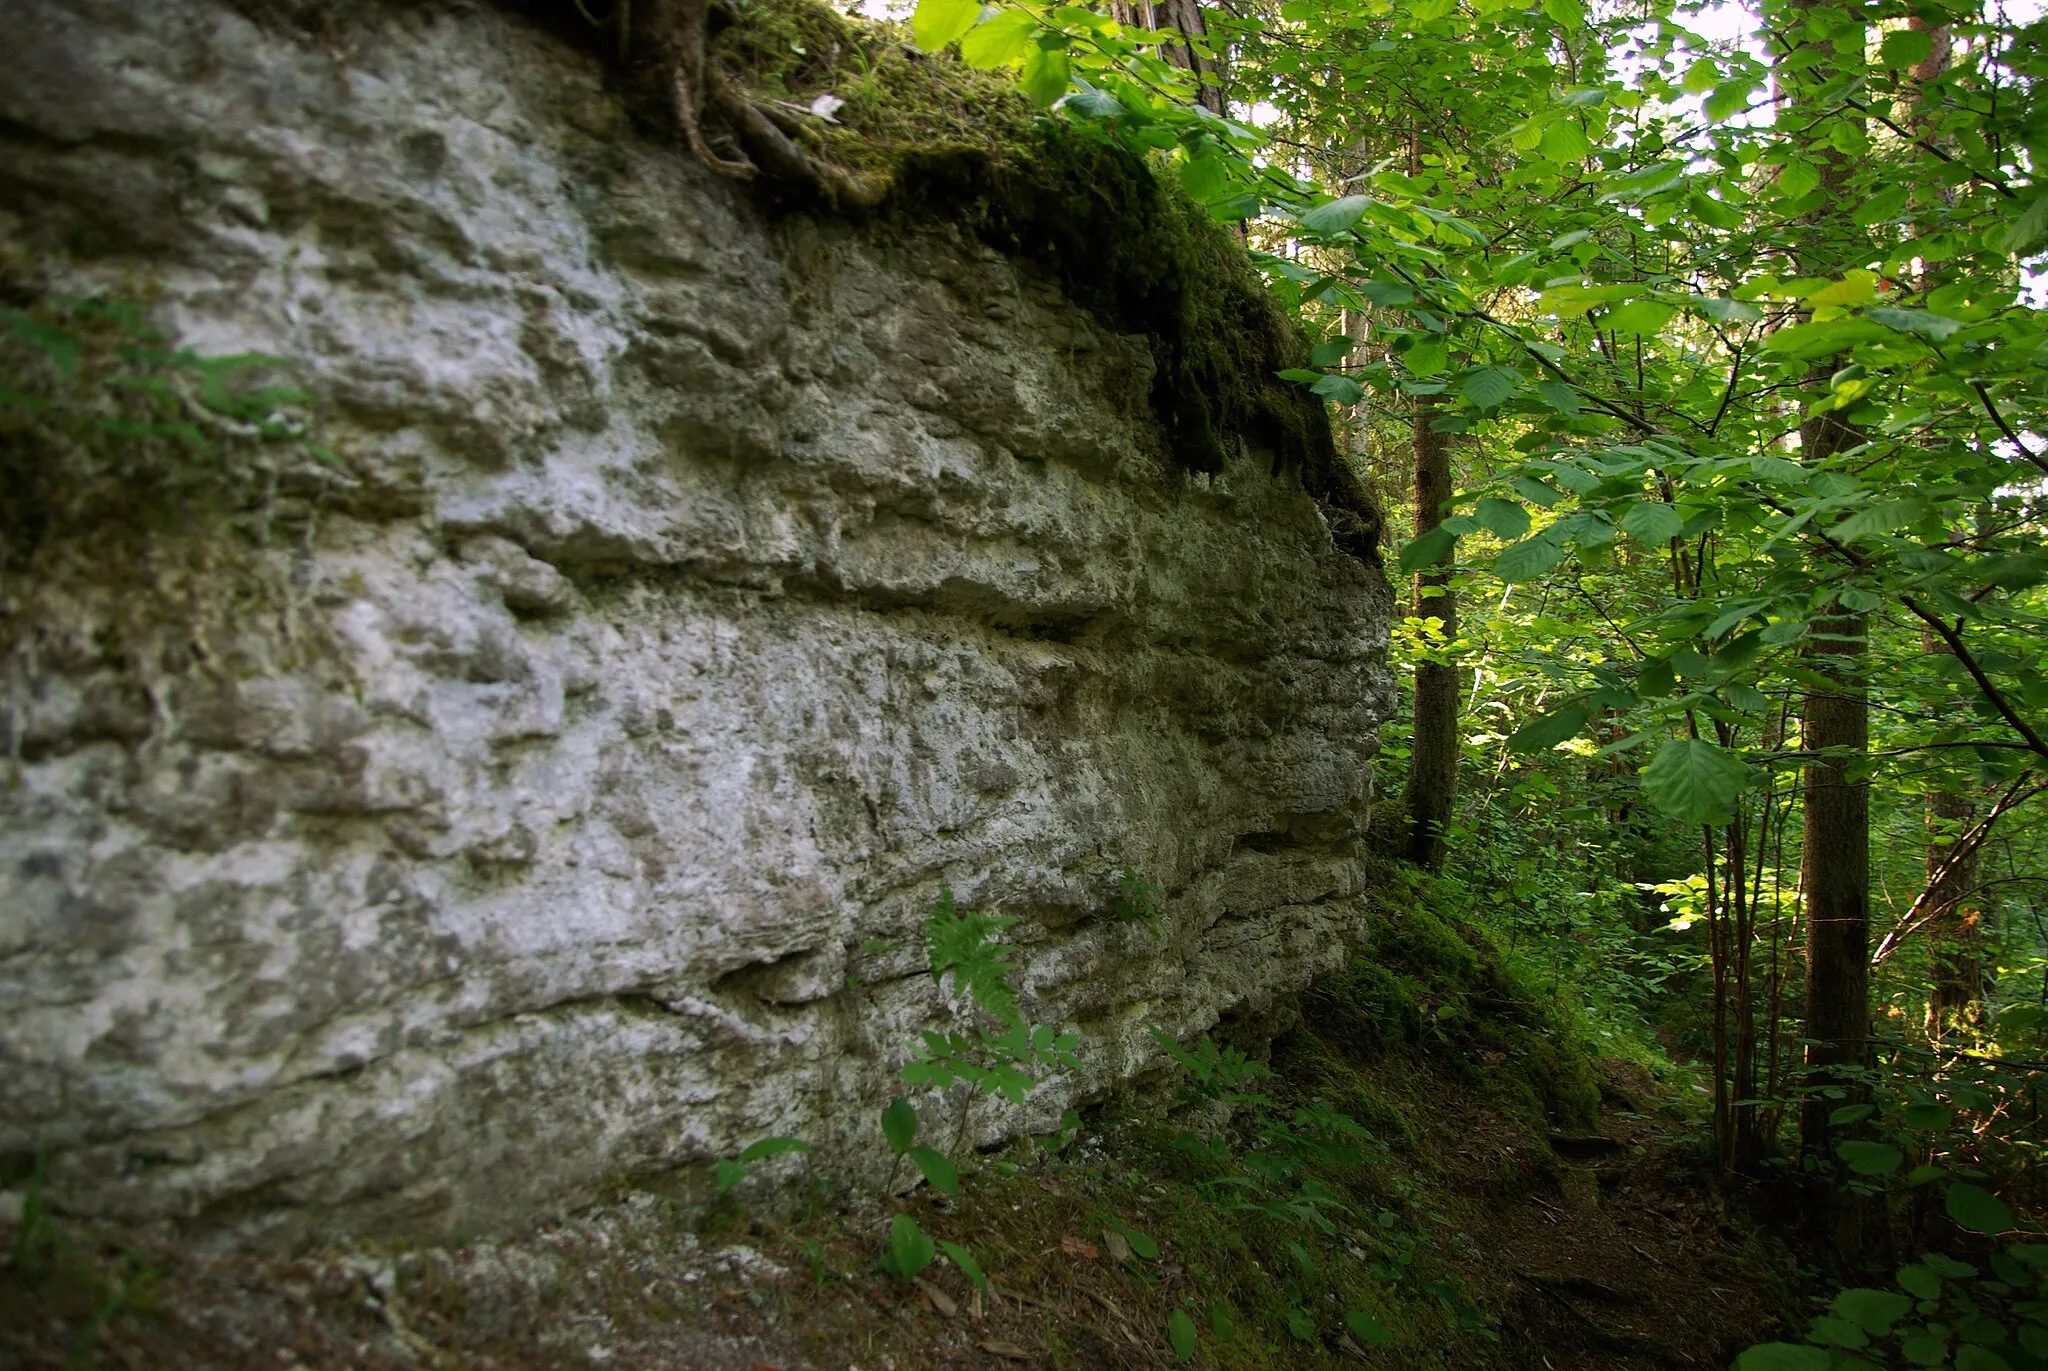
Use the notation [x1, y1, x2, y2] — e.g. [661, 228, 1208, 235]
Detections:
[2, 903, 1801, 1370]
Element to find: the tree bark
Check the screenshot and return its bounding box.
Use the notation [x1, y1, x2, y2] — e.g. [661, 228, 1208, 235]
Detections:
[1110, 0, 1227, 114]
[1402, 396, 1457, 872]
[1923, 786, 1985, 1039]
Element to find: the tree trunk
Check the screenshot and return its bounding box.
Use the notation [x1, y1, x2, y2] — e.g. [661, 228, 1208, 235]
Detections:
[1923, 786, 1985, 1039]
[1402, 396, 1457, 871]
[1109, 0, 1226, 114]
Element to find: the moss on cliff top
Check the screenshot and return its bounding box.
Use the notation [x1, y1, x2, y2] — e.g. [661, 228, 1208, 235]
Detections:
[699, 0, 1377, 545]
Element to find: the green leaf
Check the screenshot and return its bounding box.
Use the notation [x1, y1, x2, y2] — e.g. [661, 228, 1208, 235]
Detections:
[1346, 1310, 1396, 1345]
[1764, 317, 1894, 358]
[1508, 704, 1590, 754]
[1835, 499, 1925, 542]
[1126, 1229, 1160, 1260]
[1697, 295, 1764, 323]
[1882, 28, 1934, 69]
[2002, 194, 2048, 254]
[1494, 535, 1566, 582]
[1311, 337, 1354, 368]
[912, 0, 981, 51]
[1853, 186, 1910, 227]
[1902, 1104, 1954, 1131]
[1896, 1264, 1943, 1300]
[1540, 120, 1591, 163]
[1362, 279, 1416, 306]
[1536, 380, 1580, 414]
[1620, 500, 1684, 544]
[881, 1098, 919, 1154]
[938, 1239, 988, 1291]
[714, 1159, 748, 1194]
[1059, 87, 1123, 119]
[1903, 1333, 1952, 1366]
[1834, 1287, 1914, 1336]
[1398, 525, 1456, 573]
[1641, 737, 1746, 825]
[1475, 496, 1532, 539]
[1299, 195, 1373, 235]
[960, 9, 1038, 68]
[906, 1146, 959, 1196]
[1705, 80, 1754, 123]
[1947, 1182, 2014, 1235]
[1021, 45, 1071, 106]
[1463, 366, 1523, 408]
[1734, 1345, 1830, 1371]
[1956, 1346, 2014, 1371]
[1689, 193, 1745, 230]
[1637, 658, 1676, 698]
[1311, 373, 1365, 405]
[1835, 1140, 1905, 1176]
[1777, 159, 1822, 200]
[1829, 1104, 1876, 1126]
[1167, 1308, 1199, 1361]
[1541, 0, 1585, 26]
[1607, 299, 1675, 336]
[1513, 474, 1564, 506]
[1405, 341, 1448, 376]
[1807, 1315, 1870, 1348]
[885, 1212, 935, 1282]
[1866, 308, 1963, 342]
[737, 1136, 812, 1163]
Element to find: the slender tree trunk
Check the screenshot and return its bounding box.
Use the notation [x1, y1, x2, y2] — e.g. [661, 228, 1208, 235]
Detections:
[1403, 396, 1457, 871]
[1924, 786, 1985, 1038]
[1798, 604, 1870, 1132]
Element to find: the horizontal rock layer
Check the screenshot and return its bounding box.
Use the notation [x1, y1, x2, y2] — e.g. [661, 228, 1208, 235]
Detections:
[0, 0, 1395, 1245]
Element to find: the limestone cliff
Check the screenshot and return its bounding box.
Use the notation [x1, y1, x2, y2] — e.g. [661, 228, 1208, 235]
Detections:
[0, 0, 1394, 1246]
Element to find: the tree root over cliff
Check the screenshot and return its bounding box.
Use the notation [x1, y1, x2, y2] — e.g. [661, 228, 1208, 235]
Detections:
[583, 0, 889, 206]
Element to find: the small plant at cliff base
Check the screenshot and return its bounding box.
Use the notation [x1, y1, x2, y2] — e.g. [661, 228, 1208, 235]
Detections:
[901, 890, 1083, 1111]
[713, 1135, 812, 1196]
[1111, 866, 1164, 934]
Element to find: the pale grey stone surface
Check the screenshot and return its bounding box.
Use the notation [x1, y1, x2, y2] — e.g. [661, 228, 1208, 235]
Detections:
[0, 0, 1394, 1245]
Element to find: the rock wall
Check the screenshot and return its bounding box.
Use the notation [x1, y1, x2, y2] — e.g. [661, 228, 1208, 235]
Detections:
[0, 0, 1395, 1246]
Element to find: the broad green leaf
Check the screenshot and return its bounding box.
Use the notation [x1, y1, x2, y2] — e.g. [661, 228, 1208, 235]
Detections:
[1896, 1264, 1943, 1299]
[1689, 193, 1745, 230]
[1059, 87, 1124, 119]
[1405, 341, 1448, 376]
[1902, 1104, 1954, 1130]
[1805, 272, 1879, 308]
[1641, 737, 1746, 825]
[1734, 1345, 1829, 1371]
[1956, 1346, 2014, 1371]
[1705, 80, 1754, 123]
[1513, 474, 1564, 506]
[1312, 373, 1365, 405]
[1540, 119, 1591, 163]
[1020, 46, 1071, 106]
[1835, 1140, 1905, 1176]
[1903, 1333, 1952, 1366]
[1475, 496, 1532, 539]
[1834, 1287, 1914, 1335]
[1882, 27, 1934, 69]
[1493, 535, 1566, 582]
[885, 1212, 935, 1281]
[1362, 279, 1416, 306]
[1829, 1104, 1876, 1126]
[938, 1239, 988, 1290]
[1607, 299, 1674, 336]
[1463, 366, 1522, 408]
[1346, 1310, 1395, 1345]
[1637, 658, 1676, 698]
[1311, 337, 1354, 368]
[1541, 0, 1585, 26]
[912, 0, 981, 51]
[1697, 294, 1763, 323]
[1619, 500, 1683, 544]
[2002, 194, 2048, 254]
[1681, 58, 1721, 93]
[1947, 1182, 2013, 1234]
[1835, 499, 1925, 541]
[1777, 159, 1821, 199]
[1399, 525, 1456, 573]
[1536, 380, 1580, 414]
[1764, 317, 1893, 358]
[1866, 307, 1963, 341]
[1125, 1228, 1159, 1260]
[881, 1098, 918, 1153]
[737, 1136, 812, 1163]
[907, 1146, 960, 1195]
[961, 9, 1038, 68]
[1507, 704, 1589, 754]
[1299, 195, 1373, 235]
[1853, 186, 1910, 227]
[1167, 1308, 1199, 1360]
[714, 1159, 748, 1194]
[1807, 1315, 1870, 1348]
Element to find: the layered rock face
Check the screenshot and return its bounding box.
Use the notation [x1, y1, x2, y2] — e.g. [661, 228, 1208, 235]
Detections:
[0, 0, 1394, 1246]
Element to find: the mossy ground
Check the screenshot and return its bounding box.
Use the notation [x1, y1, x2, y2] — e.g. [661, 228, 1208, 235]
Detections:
[0, 869, 1793, 1370]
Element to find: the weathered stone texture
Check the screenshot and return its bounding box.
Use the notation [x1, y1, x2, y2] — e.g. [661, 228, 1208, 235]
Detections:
[0, 0, 1394, 1245]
